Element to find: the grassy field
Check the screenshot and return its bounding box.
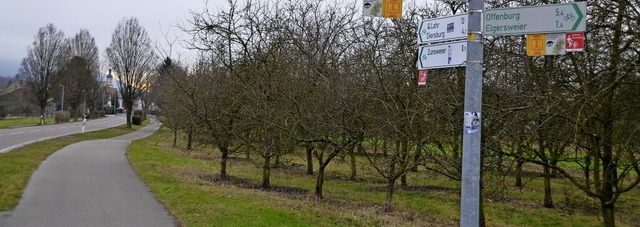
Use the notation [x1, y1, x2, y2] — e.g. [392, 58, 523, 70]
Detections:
[128, 128, 640, 227]
[0, 123, 142, 211]
[0, 117, 56, 129]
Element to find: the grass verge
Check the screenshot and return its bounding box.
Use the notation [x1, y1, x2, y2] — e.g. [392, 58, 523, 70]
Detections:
[0, 117, 57, 129]
[0, 123, 143, 211]
[129, 128, 640, 226]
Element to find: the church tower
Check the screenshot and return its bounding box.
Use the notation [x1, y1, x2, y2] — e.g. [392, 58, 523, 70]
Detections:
[106, 69, 113, 87]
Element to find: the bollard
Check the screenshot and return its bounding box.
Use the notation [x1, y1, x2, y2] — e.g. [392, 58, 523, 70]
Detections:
[82, 114, 86, 133]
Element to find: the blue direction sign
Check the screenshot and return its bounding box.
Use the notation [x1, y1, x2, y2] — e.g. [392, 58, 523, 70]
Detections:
[483, 2, 586, 36]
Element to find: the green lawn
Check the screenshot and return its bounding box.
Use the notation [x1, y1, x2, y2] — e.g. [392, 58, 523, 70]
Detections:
[0, 117, 56, 129]
[0, 123, 142, 211]
[128, 128, 640, 227]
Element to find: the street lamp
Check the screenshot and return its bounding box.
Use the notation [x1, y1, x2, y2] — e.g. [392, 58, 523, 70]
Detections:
[60, 84, 64, 111]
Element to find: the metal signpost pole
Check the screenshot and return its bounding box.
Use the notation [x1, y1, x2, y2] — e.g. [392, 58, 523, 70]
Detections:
[460, 0, 483, 226]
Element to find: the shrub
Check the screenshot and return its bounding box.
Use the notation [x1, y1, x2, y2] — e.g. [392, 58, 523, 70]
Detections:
[104, 106, 114, 114]
[132, 115, 142, 125]
[133, 109, 145, 121]
[54, 111, 70, 123]
[0, 106, 7, 119]
[98, 111, 106, 118]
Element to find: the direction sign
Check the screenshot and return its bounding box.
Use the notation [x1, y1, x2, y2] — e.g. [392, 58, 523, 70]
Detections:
[418, 14, 468, 44]
[417, 40, 467, 69]
[483, 2, 586, 36]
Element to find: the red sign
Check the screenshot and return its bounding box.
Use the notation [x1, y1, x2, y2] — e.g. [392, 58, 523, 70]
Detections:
[566, 32, 584, 52]
[418, 70, 427, 86]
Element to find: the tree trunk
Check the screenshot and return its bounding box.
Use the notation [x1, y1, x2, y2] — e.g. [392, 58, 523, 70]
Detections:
[172, 129, 177, 147]
[383, 140, 388, 157]
[384, 177, 395, 212]
[411, 143, 421, 172]
[39, 107, 46, 125]
[543, 165, 554, 208]
[220, 146, 229, 179]
[584, 153, 591, 190]
[400, 139, 408, 187]
[601, 199, 615, 227]
[315, 164, 326, 198]
[385, 155, 397, 212]
[349, 145, 357, 181]
[306, 143, 314, 175]
[187, 130, 193, 150]
[262, 152, 271, 189]
[126, 109, 132, 128]
[515, 158, 524, 188]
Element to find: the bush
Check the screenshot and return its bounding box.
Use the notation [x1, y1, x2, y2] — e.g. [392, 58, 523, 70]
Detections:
[133, 109, 145, 121]
[97, 111, 106, 118]
[0, 106, 7, 119]
[132, 115, 142, 125]
[104, 106, 114, 115]
[54, 111, 70, 123]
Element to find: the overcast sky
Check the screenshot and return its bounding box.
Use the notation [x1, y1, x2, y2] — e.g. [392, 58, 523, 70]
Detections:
[0, 0, 228, 76]
[0, 0, 434, 77]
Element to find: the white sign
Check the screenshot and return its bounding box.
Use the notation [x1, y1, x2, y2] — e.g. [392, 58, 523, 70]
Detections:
[417, 41, 467, 69]
[363, 0, 383, 17]
[545, 33, 566, 55]
[464, 112, 481, 134]
[418, 14, 468, 44]
[483, 2, 586, 36]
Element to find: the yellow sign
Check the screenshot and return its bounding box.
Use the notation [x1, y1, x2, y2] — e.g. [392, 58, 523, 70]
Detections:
[382, 0, 402, 19]
[527, 34, 546, 56]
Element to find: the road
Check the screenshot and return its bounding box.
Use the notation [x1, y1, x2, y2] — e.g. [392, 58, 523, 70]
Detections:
[0, 119, 176, 227]
[0, 114, 126, 153]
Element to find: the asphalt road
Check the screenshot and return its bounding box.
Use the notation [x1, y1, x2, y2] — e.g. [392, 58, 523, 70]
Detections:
[0, 115, 126, 153]
[0, 119, 176, 227]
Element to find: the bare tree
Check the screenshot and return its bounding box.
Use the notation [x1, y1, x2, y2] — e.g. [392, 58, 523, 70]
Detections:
[19, 23, 68, 124]
[62, 29, 101, 120]
[106, 17, 157, 127]
[281, 0, 361, 199]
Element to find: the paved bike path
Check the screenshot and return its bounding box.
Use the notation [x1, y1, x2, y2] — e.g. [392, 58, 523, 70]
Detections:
[0, 120, 175, 227]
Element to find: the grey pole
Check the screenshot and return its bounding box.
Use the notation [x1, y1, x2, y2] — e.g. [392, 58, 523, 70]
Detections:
[460, 0, 484, 226]
[60, 85, 64, 111]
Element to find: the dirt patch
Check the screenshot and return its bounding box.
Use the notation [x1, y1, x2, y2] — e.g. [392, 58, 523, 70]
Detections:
[198, 173, 308, 198]
[365, 185, 456, 193]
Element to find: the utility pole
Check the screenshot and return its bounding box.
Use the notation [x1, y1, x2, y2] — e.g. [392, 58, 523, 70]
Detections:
[460, 0, 484, 226]
[60, 85, 64, 111]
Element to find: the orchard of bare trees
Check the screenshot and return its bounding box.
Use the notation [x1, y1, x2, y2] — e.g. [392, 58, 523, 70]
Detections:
[148, 0, 639, 226]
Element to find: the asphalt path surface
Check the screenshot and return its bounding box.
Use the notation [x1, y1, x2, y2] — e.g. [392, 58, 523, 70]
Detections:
[0, 115, 126, 153]
[0, 119, 176, 227]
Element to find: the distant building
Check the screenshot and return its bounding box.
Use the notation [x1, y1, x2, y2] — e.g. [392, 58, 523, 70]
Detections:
[0, 80, 37, 116]
[105, 69, 117, 106]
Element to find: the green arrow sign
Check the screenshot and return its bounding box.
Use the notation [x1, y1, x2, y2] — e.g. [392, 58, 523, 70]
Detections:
[483, 2, 587, 36]
[571, 3, 584, 31]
